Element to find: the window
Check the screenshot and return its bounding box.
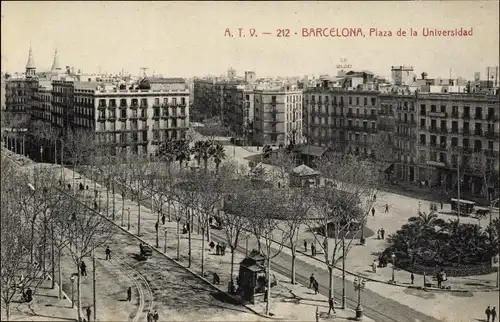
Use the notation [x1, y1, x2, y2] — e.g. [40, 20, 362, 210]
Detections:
[420, 119, 426, 128]
[430, 105, 436, 112]
[488, 141, 494, 150]
[420, 134, 426, 145]
[356, 97, 360, 105]
[440, 105, 446, 113]
[181, 97, 186, 105]
[451, 137, 458, 147]
[349, 97, 352, 105]
[440, 136, 446, 147]
[363, 97, 367, 106]
[155, 98, 160, 106]
[420, 104, 426, 115]
[163, 98, 168, 105]
[140, 98, 148, 107]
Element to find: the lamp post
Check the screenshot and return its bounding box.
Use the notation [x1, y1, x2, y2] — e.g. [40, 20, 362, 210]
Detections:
[70, 275, 76, 308]
[353, 277, 366, 320]
[391, 252, 396, 283]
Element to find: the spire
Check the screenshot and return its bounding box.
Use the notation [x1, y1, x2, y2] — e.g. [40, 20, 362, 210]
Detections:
[25, 43, 35, 69]
[51, 49, 61, 72]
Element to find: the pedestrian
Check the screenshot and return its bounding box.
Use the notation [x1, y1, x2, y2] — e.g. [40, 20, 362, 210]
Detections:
[94, 201, 98, 210]
[309, 273, 315, 289]
[373, 193, 377, 202]
[492, 307, 497, 322]
[311, 244, 316, 257]
[410, 272, 414, 284]
[328, 297, 335, 314]
[440, 201, 443, 209]
[105, 246, 111, 260]
[486, 306, 492, 322]
[385, 204, 389, 213]
[372, 260, 377, 273]
[79, 182, 84, 190]
[80, 261, 87, 276]
[216, 243, 220, 255]
[127, 286, 132, 301]
[155, 221, 159, 232]
[58, 179, 62, 186]
[380, 228, 385, 240]
[213, 272, 220, 285]
[371, 207, 375, 217]
[147, 310, 153, 322]
[86, 185, 89, 190]
[85, 306, 91, 322]
[161, 214, 166, 225]
[377, 229, 380, 239]
[304, 240, 308, 252]
[67, 183, 71, 190]
[153, 309, 159, 322]
[209, 241, 215, 250]
[437, 273, 442, 289]
[313, 280, 319, 294]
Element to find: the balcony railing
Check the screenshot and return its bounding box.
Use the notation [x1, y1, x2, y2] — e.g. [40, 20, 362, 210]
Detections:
[474, 130, 483, 136]
[487, 114, 498, 122]
[428, 111, 447, 118]
[474, 114, 483, 120]
[485, 131, 499, 139]
[420, 111, 426, 116]
[451, 111, 459, 118]
[463, 113, 470, 119]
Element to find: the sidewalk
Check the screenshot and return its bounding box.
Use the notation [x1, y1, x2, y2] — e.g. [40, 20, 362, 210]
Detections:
[62, 165, 373, 321]
[1, 277, 77, 321]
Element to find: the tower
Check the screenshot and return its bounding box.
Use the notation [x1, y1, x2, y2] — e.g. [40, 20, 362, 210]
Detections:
[51, 49, 62, 73]
[25, 44, 36, 78]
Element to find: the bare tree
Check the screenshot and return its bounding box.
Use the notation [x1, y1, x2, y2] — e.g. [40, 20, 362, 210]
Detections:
[65, 129, 96, 192]
[63, 204, 114, 321]
[0, 166, 44, 321]
[126, 155, 154, 236]
[244, 188, 290, 316]
[305, 153, 379, 310]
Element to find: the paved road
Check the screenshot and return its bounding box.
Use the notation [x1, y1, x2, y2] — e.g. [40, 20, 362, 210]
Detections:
[135, 194, 441, 322]
[72, 168, 440, 322]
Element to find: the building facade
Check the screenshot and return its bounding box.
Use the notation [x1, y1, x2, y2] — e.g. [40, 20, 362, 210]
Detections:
[253, 87, 303, 146]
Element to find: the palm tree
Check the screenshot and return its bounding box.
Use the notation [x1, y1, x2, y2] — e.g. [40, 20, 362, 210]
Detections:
[157, 138, 176, 174]
[408, 211, 444, 230]
[192, 140, 212, 173]
[174, 139, 190, 170]
[210, 143, 226, 174]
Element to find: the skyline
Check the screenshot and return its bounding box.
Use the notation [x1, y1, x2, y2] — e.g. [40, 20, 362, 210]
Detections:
[1, 1, 499, 79]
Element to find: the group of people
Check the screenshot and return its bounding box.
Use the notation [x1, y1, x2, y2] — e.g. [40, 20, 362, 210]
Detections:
[209, 241, 227, 255]
[182, 223, 190, 234]
[303, 240, 318, 256]
[436, 269, 447, 289]
[308, 274, 319, 294]
[376, 228, 386, 240]
[147, 309, 159, 322]
[486, 306, 497, 322]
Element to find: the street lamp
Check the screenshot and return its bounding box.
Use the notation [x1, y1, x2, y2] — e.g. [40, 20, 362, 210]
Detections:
[70, 275, 76, 308]
[353, 277, 366, 320]
[391, 252, 396, 283]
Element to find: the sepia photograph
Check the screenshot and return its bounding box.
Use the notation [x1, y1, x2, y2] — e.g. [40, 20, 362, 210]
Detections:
[1, 1, 499, 322]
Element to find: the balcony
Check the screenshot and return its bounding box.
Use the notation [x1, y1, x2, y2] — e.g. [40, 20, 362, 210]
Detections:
[450, 128, 459, 134]
[451, 111, 459, 118]
[139, 114, 148, 120]
[420, 111, 426, 116]
[152, 114, 160, 120]
[474, 114, 483, 120]
[440, 128, 448, 134]
[161, 113, 169, 120]
[98, 105, 106, 110]
[487, 114, 498, 122]
[130, 103, 139, 109]
[108, 104, 117, 109]
[485, 131, 499, 139]
[474, 130, 483, 136]
[428, 127, 439, 134]
[462, 129, 470, 135]
[428, 111, 447, 118]
[140, 104, 148, 109]
[97, 115, 106, 122]
[419, 142, 426, 147]
[427, 160, 446, 167]
[269, 118, 279, 124]
[463, 113, 470, 119]
[119, 105, 128, 109]
[108, 115, 116, 122]
[129, 114, 139, 120]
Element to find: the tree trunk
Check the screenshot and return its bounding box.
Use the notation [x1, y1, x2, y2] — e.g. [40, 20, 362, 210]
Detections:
[203, 158, 208, 174]
[188, 209, 192, 268]
[51, 224, 55, 289]
[266, 258, 272, 316]
[77, 261, 82, 321]
[167, 199, 171, 222]
[112, 182, 116, 220]
[230, 248, 235, 283]
[176, 219, 180, 261]
[201, 228, 205, 276]
[106, 180, 110, 217]
[137, 197, 141, 236]
[328, 266, 335, 307]
[121, 193, 125, 226]
[291, 246, 296, 284]
[156, 208, 160, 248]
[5, 302, 10, 321]
[58, 247, 62, 299]
[206, 220, 211, 242]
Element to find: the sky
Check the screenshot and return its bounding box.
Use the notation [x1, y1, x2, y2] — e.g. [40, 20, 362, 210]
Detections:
[1, 1, 499, 79]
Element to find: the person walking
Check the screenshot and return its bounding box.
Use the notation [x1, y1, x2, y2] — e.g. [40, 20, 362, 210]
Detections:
[105, 246, 111, 260]
[410, 272, 414, 284]
[161, 214, 166, 225]
[385, 204, 389, 213]
[372, 207, 375, 217]
[377, 229, 380, 239]
[492, 307, 497, 322]
[85, 306, 91, 322]
[311, 244, 316, 257]
[147, 310, 153, 322]
[486, 306, 492, 322]
[80, 261, 87, 276]
[153, 309, 159, 322]
[155, 221, 159, 232]
[313, 280, 319, 295]
[328, 297, 335, 315]
[304, 240, 308, 252]
[126, 286, 132, 301]
[380, 228, 385, 240]
[309, 274, 315, 289]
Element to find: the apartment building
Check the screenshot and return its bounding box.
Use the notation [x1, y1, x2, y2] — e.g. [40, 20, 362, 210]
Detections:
[303, 87, 379, 156]
[416, 93, 500, 196]
[253, 86, 303, 146]
[73, 77, 190, 156]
